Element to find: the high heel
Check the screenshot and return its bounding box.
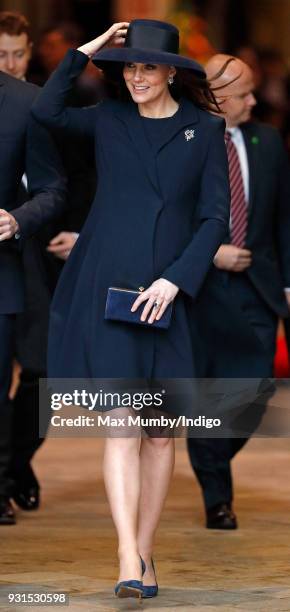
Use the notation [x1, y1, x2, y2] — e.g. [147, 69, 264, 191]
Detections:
[114, 556, 145, 599]
[140, 557, 159, 598]
[114, 580, 143, 599]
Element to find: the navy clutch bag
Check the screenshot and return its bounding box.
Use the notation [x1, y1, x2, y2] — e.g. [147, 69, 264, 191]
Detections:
[105, 287, 173, 329]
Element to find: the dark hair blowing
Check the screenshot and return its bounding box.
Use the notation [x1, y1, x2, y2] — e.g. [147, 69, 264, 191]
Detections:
[100, 63, 220, 113]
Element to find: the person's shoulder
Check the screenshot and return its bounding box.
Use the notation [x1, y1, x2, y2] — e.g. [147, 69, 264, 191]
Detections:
[198, 107, 225, 129]
[181, 98, 224, 131]
[241, 120, 282, 145]
[0, 71, 39, 103]
[24, 79, 40, 96]
[183, 99, 224, 130]
[0, 71, 39, 93]
[93, 99, 134, 124]
[97, 98, 128, 114]
[241, 121, 288, 160]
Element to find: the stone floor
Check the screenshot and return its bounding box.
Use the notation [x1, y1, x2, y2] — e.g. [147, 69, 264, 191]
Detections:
[0, 437, 289, 611]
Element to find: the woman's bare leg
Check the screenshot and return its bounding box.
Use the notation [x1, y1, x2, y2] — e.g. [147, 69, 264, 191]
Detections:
[103, 435, 142, 582]
[137, 436, 175, 585]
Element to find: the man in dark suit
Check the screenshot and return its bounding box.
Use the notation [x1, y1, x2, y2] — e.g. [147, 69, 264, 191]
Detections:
[0, 63, 67, 524]
[0, 11, 96, 518]
[187, 54, 290, 530]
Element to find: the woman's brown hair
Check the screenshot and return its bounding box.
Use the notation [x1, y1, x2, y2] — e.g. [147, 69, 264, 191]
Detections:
[100, 63, 220, 114]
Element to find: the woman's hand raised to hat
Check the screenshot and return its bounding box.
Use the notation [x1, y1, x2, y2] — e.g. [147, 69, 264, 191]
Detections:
[131, 278, 179, 325]
[77, 22, 129, 58]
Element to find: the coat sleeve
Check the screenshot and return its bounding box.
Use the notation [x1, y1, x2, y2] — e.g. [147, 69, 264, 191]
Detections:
[31, 48, 100, 137]
[274, 131, 290, 288]
[161, 119, 230, 300]
[11, 115, 67, 237]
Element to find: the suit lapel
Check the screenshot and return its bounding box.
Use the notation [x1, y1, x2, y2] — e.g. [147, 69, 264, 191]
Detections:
[240, 123, 259, 218]
[0, 74, 6, 113]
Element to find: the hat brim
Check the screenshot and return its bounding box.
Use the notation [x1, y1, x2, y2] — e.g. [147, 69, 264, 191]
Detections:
[92, 47, 206, 78]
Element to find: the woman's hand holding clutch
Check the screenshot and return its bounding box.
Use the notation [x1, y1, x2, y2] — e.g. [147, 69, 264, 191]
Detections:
[77, 22, 129, 59]
[131, 278, 179, 325]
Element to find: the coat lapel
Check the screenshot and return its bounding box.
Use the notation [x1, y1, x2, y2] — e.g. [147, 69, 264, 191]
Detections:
[116, 98, 200, 195]
[116, 101, 160, 195]
[154, 97, 199, 154]
[240, 123, 259, 218]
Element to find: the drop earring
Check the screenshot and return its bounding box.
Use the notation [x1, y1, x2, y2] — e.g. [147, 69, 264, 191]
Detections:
[168, 75, 174, 85]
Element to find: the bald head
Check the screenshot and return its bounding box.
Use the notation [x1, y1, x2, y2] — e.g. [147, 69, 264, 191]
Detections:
[205, 54, 251, 92]
[205, 54, 256, 127]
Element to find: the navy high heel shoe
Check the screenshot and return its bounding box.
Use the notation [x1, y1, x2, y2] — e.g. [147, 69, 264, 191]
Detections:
[140, 558, 159, 598]
[114, 556, 146, 599]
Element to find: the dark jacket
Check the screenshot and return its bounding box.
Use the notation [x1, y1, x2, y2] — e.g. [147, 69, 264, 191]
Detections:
[14, 93, 97, 372]
[32, 49, 230, 379]
[0, 70, 67, 314]
[239, 122, 290, 318]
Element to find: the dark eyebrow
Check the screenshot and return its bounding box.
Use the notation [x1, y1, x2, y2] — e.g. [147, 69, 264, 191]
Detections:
[0, 48, 24, 53]
[209, 58, 243, 91]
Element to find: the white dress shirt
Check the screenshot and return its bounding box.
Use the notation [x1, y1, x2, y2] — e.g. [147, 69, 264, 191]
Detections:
[22, 174, 28, 190]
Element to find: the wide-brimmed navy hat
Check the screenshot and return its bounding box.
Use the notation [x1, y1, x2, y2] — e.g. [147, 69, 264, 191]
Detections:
[92, 19, 206, 78]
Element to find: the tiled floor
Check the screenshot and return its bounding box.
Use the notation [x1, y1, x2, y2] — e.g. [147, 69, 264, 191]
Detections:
[1, 436, 289, 611]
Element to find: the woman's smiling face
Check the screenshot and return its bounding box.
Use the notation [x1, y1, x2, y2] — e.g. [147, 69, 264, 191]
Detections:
[123, 62, 176, 104]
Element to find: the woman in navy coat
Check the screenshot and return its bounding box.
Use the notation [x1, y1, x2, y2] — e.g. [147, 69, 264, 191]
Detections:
[33, 20, 230, 600]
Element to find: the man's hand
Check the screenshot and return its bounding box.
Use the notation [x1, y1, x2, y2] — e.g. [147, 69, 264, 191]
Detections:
[284, 290, 290, 311]
[46, 231, 78, 260]
[214, 244, 252, 272]
[0, 210, 19, 241]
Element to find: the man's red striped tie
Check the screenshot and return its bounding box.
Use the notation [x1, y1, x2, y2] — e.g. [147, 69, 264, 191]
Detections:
[224, 131, 248, 248]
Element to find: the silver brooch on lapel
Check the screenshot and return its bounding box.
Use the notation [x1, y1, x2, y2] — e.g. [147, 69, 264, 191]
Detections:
[185, 129, 195, 141]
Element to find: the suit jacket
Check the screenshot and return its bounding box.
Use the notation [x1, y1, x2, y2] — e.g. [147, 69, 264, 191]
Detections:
[14, 101, 97, 372]
[0, 70, 67, 314]
[32, 49, 231, 380]
[189, 121, 290, 379]
[235, 123, 290, 317]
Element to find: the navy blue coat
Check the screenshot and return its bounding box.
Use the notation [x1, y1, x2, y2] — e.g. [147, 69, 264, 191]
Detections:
[32, 49, 230, 379]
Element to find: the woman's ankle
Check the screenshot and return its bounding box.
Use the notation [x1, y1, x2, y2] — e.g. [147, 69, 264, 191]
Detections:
[117, 547, 143, 581]
[138, 550, 153, 566]
[118, 545, 140, 560]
